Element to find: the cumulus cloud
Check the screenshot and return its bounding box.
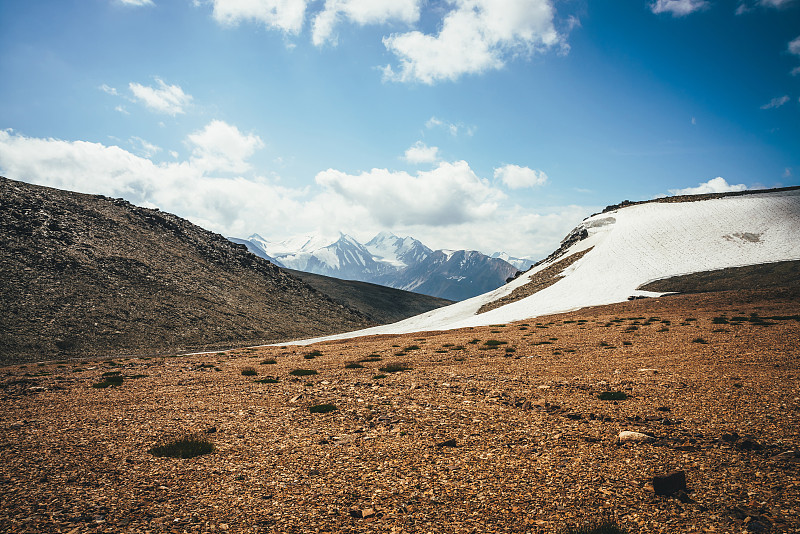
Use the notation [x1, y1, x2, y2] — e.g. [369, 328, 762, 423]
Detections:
[760, 95, 790, 109]
[187, 120, 264, 173]
[650, 0, 709, 16]
[0, 127, 594, 259]
[494, 164, 547, 189]
[315, 161, 505, 226]
[312, 0, 420, 46]
[382, 0, 563, 84]
[206, 0, 308, 33]
[403, 141, 439, 164]
[129, 78, 192, 115]
[668, 177, 747, 196]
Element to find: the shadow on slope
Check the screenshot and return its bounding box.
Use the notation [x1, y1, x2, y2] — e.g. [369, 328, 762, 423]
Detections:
[285, 269, 454, 325]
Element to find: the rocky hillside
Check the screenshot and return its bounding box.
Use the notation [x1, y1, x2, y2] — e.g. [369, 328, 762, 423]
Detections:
[0, 176, 373, 363]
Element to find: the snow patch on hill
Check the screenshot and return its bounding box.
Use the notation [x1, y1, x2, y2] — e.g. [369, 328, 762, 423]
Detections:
[289, 189, 800, 345]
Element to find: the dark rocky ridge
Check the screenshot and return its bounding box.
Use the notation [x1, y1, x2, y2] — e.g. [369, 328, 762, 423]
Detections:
[0, 176, 373, 363]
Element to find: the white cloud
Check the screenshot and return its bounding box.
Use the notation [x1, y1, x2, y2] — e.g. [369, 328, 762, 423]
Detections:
[207, 0, 308, 33]
[100, 84, 119, 96]
[382, 0, 563, 84]
[315, 161, 505, 226]
[130, 136, 162, 158]
[668, 177, 747, 196]
[115, 105, 130, 115]
[129, 78, 192, 115]
[403, 141, 439, 164]
[494, 164, 547, 189]
[425, 116, 475, 136]
[312, 0, 420, 46]
[760, 0, 796, 7]
[0, 127, 595, 259]
[187, 120, 264, 173]
[760, 95, 790, 109]
[789, 35, 800, 56]
[117, 0, 154, 6]
[650, 0, 709, 16]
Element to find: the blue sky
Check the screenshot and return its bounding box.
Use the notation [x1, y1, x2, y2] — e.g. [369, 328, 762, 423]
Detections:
[1, 0, 798, 259]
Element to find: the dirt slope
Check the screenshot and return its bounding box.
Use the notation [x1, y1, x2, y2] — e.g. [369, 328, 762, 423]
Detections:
[0, 176, 373, 363]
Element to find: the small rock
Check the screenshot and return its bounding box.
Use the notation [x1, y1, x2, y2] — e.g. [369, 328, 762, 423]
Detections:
[205, 426, 217, 434]
[618, 431, 656, 443]
[652, 470, 688, 497]
[721, 432, 739, 443]
[361, 508, 376, 518]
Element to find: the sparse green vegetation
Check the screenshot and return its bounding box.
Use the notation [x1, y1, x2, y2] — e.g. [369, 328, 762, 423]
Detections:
[92, 375, 123, 388]
[484, 339, 507, 347]
[372, 374, 387, 379]
[254, 377, 279, 383]
[309, 403, 337, 414]
[379, 362, 410, 373]
[149, 436, 214, 459]
[598, 391, 628, 401]
[260, 358, 277, 365]
[241, 367, 257, 376]
[289, 369, 317, 376]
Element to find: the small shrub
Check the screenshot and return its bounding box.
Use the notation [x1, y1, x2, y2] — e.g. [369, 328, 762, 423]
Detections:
[468, 339, 480, 344]
[505, 347, 516, 353]
[692, 337, 707, 344]
[254, 377, 279, 383]
[484, 339, 507, 347]
[303, 354, 316, 360]
[598, 391, 628, 401]
[92, 375, 123, 388]
[309, 403, 337, 414]
[622, 341, 632, 346]
[306, 350, 323, 358]
[373, 374, 387, 379]
[241, 367, 257, 376]
[404, 345, 420, 351]
[712, 316, 729, 324]
[260, 358, 277, 365]
[101, 371, 121, 377]
[344, 362, 364, 369]
[599, 341, 610, 347]
[379, 362, 410, 373]
[359, 355, 382, 362]
[289, 369, 317, 376]
[149, 436, 214, 459]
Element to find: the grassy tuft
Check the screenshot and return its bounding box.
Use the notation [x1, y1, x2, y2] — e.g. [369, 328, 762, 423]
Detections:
[289, 369, 317, 376]
[598, 391, 628, 401]
[149, 436, 214, 459]
[241, 367, 257, 376]
[309, 403, 337, 414]
[379, 362, 411, 373]
[254, 377, 279, 383]
[484, 339, 508, 347]
[373, 374, 387, 379]
[260, 358, 277, 365]
[92, 375, 123, 388]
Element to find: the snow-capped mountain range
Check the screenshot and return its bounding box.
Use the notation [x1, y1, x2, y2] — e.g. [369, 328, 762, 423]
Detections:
[229, 231, 529, 301]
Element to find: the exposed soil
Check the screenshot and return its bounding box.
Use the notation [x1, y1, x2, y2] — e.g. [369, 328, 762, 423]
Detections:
[478, 249, 592, 314]
[638, 260, 800, 294]
[2, 286, 798, 533]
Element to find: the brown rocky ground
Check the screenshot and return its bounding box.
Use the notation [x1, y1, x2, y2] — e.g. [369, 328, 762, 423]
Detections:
[1, 287, 799, 534]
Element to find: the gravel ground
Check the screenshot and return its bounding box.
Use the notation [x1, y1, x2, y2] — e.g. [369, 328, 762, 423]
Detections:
[2, 288, 799, 534]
